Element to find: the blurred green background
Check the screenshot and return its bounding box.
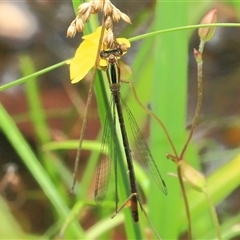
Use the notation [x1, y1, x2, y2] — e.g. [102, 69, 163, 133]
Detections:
[0, 1, 240, 239]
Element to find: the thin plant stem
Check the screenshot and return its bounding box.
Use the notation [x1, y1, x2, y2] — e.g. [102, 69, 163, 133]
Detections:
[129, 23, 240, 43]
[62, 80, 86, 117]
[177, 166, 192, 240]
[177, 39, 205, 239]
[167, 153, 192, 240]
[204, 189, 222, 240]
[180, 40, 204, 160]
[71, 9, 107, 191]
[179, 37, 222, 239]
[0, 61, 66, 92]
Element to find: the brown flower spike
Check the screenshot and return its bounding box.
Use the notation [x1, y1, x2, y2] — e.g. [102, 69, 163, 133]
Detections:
[67, 0, 131, 38]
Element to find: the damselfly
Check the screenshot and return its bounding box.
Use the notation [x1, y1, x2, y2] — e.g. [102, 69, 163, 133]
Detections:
[94, 46, 167, 222]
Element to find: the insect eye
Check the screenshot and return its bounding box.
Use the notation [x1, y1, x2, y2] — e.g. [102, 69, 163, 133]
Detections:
[100, 51, 109, 59]
[114, 48, 123, 56]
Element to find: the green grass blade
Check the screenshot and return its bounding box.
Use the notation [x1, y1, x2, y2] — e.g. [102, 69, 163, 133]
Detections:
[0, 103, 84, 238]
[20, 54, 51, 144]
[149, 1, 197, 239]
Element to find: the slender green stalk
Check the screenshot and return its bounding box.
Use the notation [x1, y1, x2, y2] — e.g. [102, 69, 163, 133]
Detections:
[20, 55, 53, 170]
[177, 166, 192, 239]
[20, 54, 51, 144]
[42, 140, 102, 151]
[1, 24, 240, 93]
[0, 61, 66, 92]
[129, 23, 240, 42]
[204, 189, 222, 240]
[185, 32, 221, 239]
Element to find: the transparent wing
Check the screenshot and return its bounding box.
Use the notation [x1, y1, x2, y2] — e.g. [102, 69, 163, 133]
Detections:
[94, 97, 118, 205]
[121, 95, 168, 195]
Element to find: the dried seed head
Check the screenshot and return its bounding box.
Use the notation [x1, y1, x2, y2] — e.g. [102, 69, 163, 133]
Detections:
[103, 1, 113, 16]
[66, 21, 77, 38]
[120, 11, 132, 24]
[198, 9, 217, 42]
[91, 0, 103, 13]
[108, 3, 131, 24]
[75, 17, 84, 32]
[112, 8, 121, 22]
[103, 29, 115, 48]
[77, 2, 93, 23]
[78, 2, 91, 15]
[104, 15, 113, 29]
[67, 0, 131, 37]
[81, 6, 92, 22]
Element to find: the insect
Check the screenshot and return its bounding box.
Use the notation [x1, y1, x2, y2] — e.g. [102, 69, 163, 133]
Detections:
[94, 46, 167, 221]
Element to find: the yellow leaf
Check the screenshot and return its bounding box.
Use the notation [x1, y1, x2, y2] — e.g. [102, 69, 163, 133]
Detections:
[70, 41, 97, 83]
[116, 37, 131, 48]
